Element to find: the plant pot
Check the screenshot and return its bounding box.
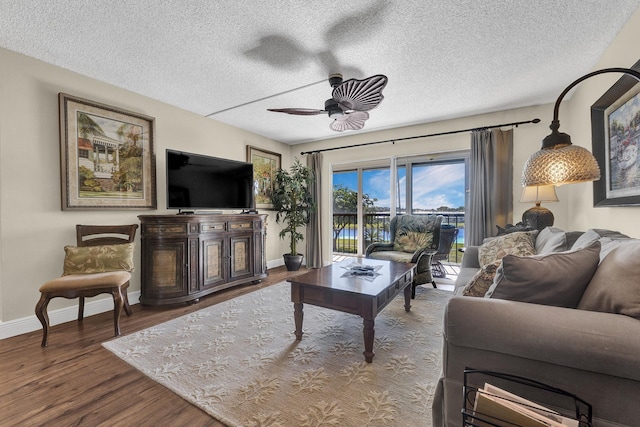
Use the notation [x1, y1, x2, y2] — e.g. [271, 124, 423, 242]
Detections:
[283, 254, 304, 271]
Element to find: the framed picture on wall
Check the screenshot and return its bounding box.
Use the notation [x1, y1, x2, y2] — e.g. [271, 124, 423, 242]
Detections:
[591, 60, 640, 207]
[59, 93, 157, 210]
[246, 145, 281, 210]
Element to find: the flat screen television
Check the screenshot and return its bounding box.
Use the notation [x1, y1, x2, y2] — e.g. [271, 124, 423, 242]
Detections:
[166, 149, 255, 212]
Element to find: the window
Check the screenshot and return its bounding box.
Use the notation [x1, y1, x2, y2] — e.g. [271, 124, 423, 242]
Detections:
[333, 152, 468, 258]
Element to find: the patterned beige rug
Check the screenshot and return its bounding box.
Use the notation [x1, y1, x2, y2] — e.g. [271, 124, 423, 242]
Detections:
[103, 281, 451, 427]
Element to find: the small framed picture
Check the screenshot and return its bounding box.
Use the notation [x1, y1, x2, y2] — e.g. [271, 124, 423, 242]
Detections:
[59, 93, 156, 210]
[246, 146, 281, 210]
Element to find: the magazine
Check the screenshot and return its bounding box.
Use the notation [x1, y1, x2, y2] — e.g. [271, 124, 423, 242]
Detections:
[473, 383, 579, 427]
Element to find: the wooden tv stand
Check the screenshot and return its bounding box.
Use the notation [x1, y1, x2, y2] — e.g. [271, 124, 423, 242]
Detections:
[138, 213, 268, 305]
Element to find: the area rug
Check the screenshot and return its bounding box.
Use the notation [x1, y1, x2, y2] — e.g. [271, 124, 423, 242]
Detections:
[103, 282, 452, 427]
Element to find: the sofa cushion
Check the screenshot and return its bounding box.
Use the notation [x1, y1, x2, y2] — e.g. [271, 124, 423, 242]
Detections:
[535, 227, 568, 254]
[571, 228, 630, 251]
[461, 260, 501, 297]
[570, 229, 601, 250]
[485, 241, 601, 308]
[578, 240, 640, 320]
[63, 243, 135, 275]
[478, 230, 537, 267]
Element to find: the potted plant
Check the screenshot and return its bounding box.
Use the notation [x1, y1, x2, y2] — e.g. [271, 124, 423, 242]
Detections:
[271, 158, 315, 271]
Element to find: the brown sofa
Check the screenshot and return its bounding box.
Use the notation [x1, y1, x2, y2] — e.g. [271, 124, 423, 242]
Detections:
[432, 228, 640, 427]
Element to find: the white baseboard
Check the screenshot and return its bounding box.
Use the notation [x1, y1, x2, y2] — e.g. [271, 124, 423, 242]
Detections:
[267, 258, 285, 269]
[0, 291, 141, 340]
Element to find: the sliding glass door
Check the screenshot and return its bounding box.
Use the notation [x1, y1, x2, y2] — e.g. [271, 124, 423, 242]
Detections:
[333, 153, 468, 260]
[332, 162, 391, 255]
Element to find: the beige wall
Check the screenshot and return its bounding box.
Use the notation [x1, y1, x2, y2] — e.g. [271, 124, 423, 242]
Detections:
[1, 5, 638, 337]
[563, 7, 640, 232]
[0, 48, 291, 335]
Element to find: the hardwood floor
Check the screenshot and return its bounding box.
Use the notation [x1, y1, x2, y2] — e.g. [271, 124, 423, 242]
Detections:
[0, 266, 308, 427]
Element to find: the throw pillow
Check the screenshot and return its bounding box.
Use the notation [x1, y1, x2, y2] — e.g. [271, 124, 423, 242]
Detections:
[63, 243, 135, 275]
[462, 260, 502, 297]
[578, 240, 640, 320]
[485, 241, 601, 308]
[392, 215, 436, 252]
[393, 231, 433, 253]
[535, 227, 568, 254]
[477, 230, 537, 267]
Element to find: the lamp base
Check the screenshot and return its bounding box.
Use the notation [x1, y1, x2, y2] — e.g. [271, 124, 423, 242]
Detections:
[522, 205, 554, 231]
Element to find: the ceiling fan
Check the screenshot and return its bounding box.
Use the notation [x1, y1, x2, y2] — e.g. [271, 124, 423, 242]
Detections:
[267, 73, 388, 132]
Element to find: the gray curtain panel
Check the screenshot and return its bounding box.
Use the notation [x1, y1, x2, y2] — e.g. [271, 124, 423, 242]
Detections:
[306, 153, 323, 268]
[467, 129, 513, 246]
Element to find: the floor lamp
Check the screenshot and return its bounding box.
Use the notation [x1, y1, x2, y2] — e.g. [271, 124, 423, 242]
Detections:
[522, 67, 640, 187]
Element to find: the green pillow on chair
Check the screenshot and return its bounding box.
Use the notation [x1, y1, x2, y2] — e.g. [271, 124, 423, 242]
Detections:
[63, 243, 135, 275]
[393, 216, 436, 252]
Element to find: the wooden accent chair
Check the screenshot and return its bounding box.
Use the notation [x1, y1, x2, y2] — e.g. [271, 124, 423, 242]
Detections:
[35, 224, 138, 347]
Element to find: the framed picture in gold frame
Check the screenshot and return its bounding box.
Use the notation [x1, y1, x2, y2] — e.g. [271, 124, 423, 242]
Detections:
[59, 93, 156, 210]
[247, 145, 281, 210]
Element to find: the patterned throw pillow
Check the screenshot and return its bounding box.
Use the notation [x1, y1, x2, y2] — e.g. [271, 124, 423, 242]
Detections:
[393, 231, 433, 253]
[393, 215, 437, 252]
[63, 243, 135, 275]
[462, 260, 502, 297]
[478, 230, 537, 267]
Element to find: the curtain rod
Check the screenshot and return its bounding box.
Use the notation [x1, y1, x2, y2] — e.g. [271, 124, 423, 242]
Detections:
[300, 118, 541, 155]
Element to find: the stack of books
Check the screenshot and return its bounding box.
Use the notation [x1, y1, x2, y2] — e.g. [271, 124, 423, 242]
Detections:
[472, 383, 580, 427]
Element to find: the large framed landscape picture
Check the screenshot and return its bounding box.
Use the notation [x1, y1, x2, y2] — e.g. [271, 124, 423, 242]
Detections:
[591, 60, 640, 207]
[59, 93, 156, 210]
[247, 145, 281, 209]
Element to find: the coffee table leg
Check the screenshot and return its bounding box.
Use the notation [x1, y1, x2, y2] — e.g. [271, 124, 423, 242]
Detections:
[404, 282, 412, 312]
[363, 318, 375, 363]
[294, 302, 304, 340]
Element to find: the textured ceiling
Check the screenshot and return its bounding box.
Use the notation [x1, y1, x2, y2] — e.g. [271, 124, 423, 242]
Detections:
[1, 1, 639, 144]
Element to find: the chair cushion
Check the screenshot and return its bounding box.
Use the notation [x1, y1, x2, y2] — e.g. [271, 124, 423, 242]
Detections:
[63, 243, 135, 275]
[368, 251, 413, 263]
[392, 215, 437, 252]
[40, 271, 132, 292]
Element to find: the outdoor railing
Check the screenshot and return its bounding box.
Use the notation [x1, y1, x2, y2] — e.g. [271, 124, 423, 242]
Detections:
[333, 212, 465, 263]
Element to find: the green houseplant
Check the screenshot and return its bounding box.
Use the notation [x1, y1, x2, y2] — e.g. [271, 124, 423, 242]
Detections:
[271, 158, 315, 271]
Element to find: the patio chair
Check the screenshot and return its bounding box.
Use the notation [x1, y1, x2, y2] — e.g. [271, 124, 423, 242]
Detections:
[365, 214, 443, 297]
[431, 225, 459, 279]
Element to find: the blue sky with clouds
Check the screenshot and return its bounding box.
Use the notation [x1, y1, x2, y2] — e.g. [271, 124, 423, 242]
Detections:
[334, 162, 465, 210]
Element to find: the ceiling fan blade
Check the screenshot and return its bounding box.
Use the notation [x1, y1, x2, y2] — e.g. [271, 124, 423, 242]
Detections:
[267, 108, 325, 116]
[330, 111, 369, 132]
[332, 74, 388, 112]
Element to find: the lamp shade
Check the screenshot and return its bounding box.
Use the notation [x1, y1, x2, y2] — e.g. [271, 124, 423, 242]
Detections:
[522, 144, 600, 186]
[520, 185, 559, 203]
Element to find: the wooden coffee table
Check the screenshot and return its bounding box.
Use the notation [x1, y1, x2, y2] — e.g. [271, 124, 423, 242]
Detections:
[288, 258, 415, 363]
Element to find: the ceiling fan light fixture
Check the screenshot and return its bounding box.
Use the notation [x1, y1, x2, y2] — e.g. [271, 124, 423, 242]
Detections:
[268, 73, 387, 132]
[324, 98, 344, 118]
[328, 109, 344, 118]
